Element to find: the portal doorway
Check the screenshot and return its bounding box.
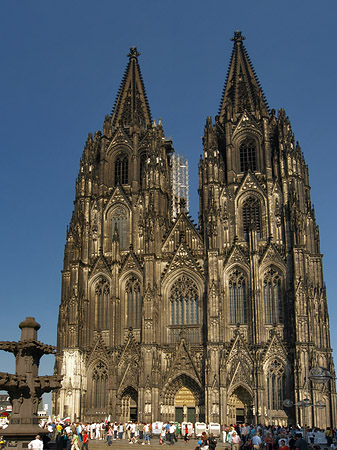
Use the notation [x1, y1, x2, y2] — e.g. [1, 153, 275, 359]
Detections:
[175, 386, 196, 423]
[228, 386, 253, 424]
[121, 386, 138, 422]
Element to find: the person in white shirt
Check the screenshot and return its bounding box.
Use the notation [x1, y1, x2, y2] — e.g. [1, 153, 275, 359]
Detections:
[28, 435, 43, 450]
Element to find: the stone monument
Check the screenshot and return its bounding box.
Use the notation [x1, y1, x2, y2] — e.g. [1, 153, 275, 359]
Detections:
[0, 317, 62, 449]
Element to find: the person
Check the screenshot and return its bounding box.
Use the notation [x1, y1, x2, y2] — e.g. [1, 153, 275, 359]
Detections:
[279, 440, 290, 450]
[82, 431, 89, 450]
[265, 432, 274, 450]
[183, 424, 190, 443]
[71, 433, 80, 450]
[169, 423, 176, 445]
[56, 431, 63, 450]
[327, 429, 333, 446]
[28, 436, 43, 450]
[209, 433, 217, 450]
[232, 431, 241, 450]
[251, 433, 262, 450]
[294, 434, 308, 450]
[160, 427, 166, 445]
[107, 426, 113, 446]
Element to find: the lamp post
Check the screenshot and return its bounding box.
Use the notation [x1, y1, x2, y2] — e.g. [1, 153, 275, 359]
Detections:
[283, 366, 332, 433]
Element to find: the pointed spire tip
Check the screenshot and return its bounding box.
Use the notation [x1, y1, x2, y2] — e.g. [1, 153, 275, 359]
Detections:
[231, 30, 246, 43]
[127, 46, 140, 59]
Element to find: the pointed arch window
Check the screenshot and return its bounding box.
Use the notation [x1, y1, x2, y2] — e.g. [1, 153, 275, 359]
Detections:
[229, 269, 247, 324]
[115, 153, 129, 185]
[170, 275, 199, 325]
[264, 268, 283, 324]
[267, 359, 285, 410]
[112, 207, 127, 250]
[139, 152, 148, 186]
[126, 277, 142, 329]
[240, 138, 257, 172]
[94, 278, 110, 330]
[242, 196, 262, 239]
[91, 361, 108, 409]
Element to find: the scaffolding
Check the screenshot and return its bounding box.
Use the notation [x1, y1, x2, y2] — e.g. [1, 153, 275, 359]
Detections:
[171, 153, 189, 219]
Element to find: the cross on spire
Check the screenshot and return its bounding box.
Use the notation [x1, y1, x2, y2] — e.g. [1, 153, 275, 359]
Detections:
[127, 46, 140, 59]
[231, 30, 246, 43]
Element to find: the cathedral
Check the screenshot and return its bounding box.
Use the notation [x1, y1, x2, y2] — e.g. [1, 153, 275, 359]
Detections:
[53, 32, 336, 427]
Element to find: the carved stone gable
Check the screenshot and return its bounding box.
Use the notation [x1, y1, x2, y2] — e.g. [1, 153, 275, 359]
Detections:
[262, 331, 288, 365]
[119, 329, 140, 367]
[162, 243, 204, 281]
[225, 245, 249, 269]
[260, 243, 285, 267]
[226, 332, 253, 364]
[236, 171, 266, 198]
[87, 332, 109, 367]
[232, 111, 262, 139]
[166, 339, 200, 383]
[120, 252, 142, 276]
[162, 213, 203, 254]
[109, 126, 132, 150]
[103, 185, 131, 216]
[90, 254, 111, 279]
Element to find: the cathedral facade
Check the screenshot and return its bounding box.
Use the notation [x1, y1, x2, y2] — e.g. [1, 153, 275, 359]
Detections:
[54, 32, 336, 427]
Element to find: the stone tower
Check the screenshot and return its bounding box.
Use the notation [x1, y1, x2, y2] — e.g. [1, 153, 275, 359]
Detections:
[54, 34, 336, 427]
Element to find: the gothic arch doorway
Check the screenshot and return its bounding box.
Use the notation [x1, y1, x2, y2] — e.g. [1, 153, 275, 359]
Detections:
[175, 386, 196, 423]
[161, 374, 203, 423]
[120, 386, 138, 422]
[228, 385, 253, 424]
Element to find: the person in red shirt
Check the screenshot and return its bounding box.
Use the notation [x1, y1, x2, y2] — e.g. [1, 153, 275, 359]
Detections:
[280, 439, 290, 450]
[82, 432, 89, 450]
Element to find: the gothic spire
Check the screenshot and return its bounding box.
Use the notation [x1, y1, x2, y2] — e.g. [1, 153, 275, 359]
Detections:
[219, 31, 269, 121]
[111, 47, 152, 130]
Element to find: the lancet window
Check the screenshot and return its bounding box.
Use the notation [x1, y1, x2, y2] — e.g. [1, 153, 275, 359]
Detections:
[94, 278, 110, 330]
[112, 207, 127, 250]
[139, 152, 148, 186]
[240, 137, 257, 172]
[264, 268, 283, 324]
[115, 153, 129, 185]
[267, 359, 285, 410]
[91, 361, 108, 409]
[229, 269, 248, 324]
[170, 275, 199, 325]
[242, 196, 262, 238]
[126, 277, 142, 329]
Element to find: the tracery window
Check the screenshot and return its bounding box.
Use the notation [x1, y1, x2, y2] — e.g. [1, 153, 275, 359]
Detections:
[267, 359, 285, 410]
[242, 196, 262, 239]
[126, 277, 142, 329]
[264, 268, 283, 324]
[229, 269, 247, 324]
[94, 278, 110, 330]
[170, 275, 199, 325]
[115, 154, 129, 185]
[112, 207, 127, 250]
[240, 138, 257, 172]
[91, 361, 108, 409]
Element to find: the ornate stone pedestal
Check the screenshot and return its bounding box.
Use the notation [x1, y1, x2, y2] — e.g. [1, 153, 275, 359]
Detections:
[0, 317, 62, 450]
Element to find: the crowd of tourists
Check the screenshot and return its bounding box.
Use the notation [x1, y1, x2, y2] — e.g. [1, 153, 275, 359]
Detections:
[1, 420, 337, 450]
[34, 421, 337, 448]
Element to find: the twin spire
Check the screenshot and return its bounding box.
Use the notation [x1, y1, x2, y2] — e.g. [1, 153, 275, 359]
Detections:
[111, 46, 152, 130]
[111, 33, 269, 131]
[219, 31, 269, 120]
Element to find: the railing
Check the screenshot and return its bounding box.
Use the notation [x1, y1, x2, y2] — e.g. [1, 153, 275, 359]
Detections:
[168, 327, 201, 344]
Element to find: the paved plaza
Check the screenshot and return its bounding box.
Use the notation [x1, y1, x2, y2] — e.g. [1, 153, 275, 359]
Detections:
[82, 438, 225, 450]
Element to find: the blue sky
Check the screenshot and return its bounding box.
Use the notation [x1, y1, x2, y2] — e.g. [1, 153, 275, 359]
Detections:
[1, 0, 337, 405]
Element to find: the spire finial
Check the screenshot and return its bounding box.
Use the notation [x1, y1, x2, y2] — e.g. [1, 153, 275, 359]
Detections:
[231, 30, 246, 43]
[127, 46, 140, 59]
